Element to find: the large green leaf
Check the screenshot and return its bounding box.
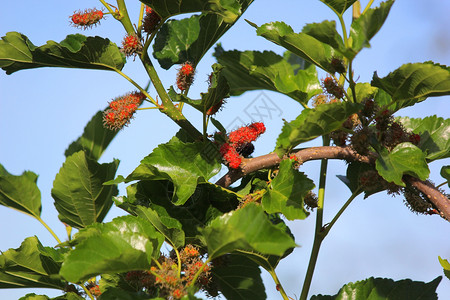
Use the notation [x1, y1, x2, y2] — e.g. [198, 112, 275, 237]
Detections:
[126, 139, 221, 205]
[302, 21, 345, 55]
[200, 203, 297, 259]
[135, 205, 185, 249]
[262, 159, 315, 220]
[214, 45, 321, 104]
[116, 180, 238, 244]
[0, 165, 41, 219]
[349, 0, 395, 57]
[375, 143, 429, 186]
[212, 254, 266, 300]
[438, 256, 450, 281]
[153, 1, 252, 69]
[140, 0, 248, 23]
[397, 116, 450, 161]
[0, 236, 67, 290]
[0, 32, 125, 74]
[371, 62, 450, 102]
[51, 151, 119, 228]
[60, 215, 164, 283]
[169, 63, 230, 113]
[249, 21, 338, 73]
[65, 109, 118, 161]
[275, 102, 361, 156]
[319, 0, 358, 15]
[311, 276, 442, 300]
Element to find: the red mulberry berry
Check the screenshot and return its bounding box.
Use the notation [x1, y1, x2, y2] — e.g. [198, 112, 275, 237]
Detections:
[103, 91, 146, 130]
[322, 76, 344, 99]
[121, 34, 142, 58]
[70, 9, 104, 29]
[228, 122, 266, 145]
[176, 62, 195, 91]
[330, 57, 346, 74]
[220, 143, 241, 169]
[143, 6, 161, 33]
[206, 99, 225, 116]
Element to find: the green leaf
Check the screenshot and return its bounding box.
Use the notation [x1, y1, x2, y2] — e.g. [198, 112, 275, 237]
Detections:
[214, 45, 321, 104]
[60, 215, 164, 283]
[440, 166, 450, 188]
[140, 0, 246, 22]
[0, 32, 125, 74]
[319, 0, 358, 15]
[65, 109, 118, 161]
[19, 293, 84, 300]
[371, 62, 450, 102]
[135, 205, 185, 249]
[51, 151, 119, 228]
[126, 139, 221, 205]
[0, 236, 67, 290]
[275, 102, 361, 156]
[337, 162, 375, 197]
[200, 203, 297, 259]
[249, 21, 338, 73]
[98, 288, 156, 299]
[397, 116, 450, 161]
[302, 21, 345, 54]
[311, 276, 442, 300]
[212, 254, 266, 300]
[438, 256, 450, 281]
[169, 63, 229, 113]
[118, 180, 238, 244]
[347, 82, 378, 103]
[153, 1, 252, 69]
[262, 159, 315, 220]
[375, 143, 430, 186]
[349, 0, 395, 57]
[0, 164, 41, 219]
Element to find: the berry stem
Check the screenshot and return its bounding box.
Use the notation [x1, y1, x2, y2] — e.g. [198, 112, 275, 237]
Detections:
[36, 215, 62, 245]
[299, 136, 329, 300]
[322, 188, 362, 237]
[348, 60, 358, 103]
[138, 3, 145, 29]
[98, 0, 116, 15]
[116, 0, 135, 34]
[81, 283, 95, 300]
[188, 256, 212, 288]
[114, 68, 158, 106]
[267, 268, 290, 300]
[362, 0, 375, 15]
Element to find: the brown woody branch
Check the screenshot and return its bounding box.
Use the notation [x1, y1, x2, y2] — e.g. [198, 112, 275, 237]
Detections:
[215, 146, 450, 221]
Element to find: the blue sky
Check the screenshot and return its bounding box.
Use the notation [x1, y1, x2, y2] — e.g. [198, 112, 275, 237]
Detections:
[1, 0, 449, 299]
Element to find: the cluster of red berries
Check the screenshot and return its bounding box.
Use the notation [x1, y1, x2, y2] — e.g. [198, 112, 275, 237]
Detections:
[322, 76, 344, 99]
[103, 91, 146, 130]
[121, 34, 142, 58]
[219, 122, 266, 169]
[176, 62, 195, 91]
[143, 6, 161, 34]
[70, 9, 104, 29]
[124, 245, 211, 299]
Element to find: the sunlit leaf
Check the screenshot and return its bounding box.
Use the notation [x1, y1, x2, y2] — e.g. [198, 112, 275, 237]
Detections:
[0, 32, 125, 74]
[319, 0, 358, 15]
[135, 206, 185, 249]
[372, 62, 450, 102]
[438, 256, 450, 281]
[349, 0, 395, 57]
[19, 293, 83, 300]
[0, 164, 41, 219]
[52, 151, 119, 228]
[214, 45, 321, 104]
[200, 203, 297, 259]
[302, 21, 345, 54]
[60, 215, 164, 283]
[262, 159, 314, 220]
[311, 276, 442, 300]
[397, 116, 450, 161]
[249, 21, 338, 73]
[0, 236, 67, 290]
[375, 143, 429, 186]
[275, 102, 361, 156]
[153, 1, 252, 69]
[126, 138, 221, 205]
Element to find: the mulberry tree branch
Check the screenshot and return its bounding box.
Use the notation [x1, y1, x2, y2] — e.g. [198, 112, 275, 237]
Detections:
[215, 146, 450, 221]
